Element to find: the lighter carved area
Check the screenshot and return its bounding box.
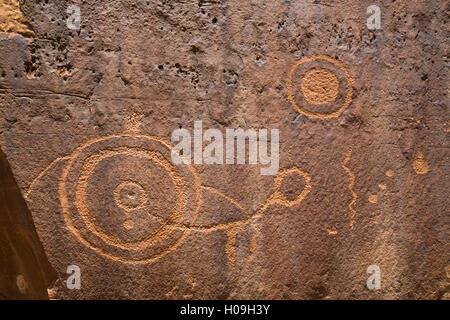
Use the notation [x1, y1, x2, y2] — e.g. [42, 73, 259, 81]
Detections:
[301, 68, 339, 105]
[413, 152, 429, 175]
[0, 0, 34, 38]
[114, 181, 148, 230]
[286, 54, 355, 119]
[342, 147, 357, 228]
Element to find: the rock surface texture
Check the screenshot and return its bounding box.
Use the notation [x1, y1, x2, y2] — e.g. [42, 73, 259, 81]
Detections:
[0, 0, 448, 299]
[0, 148, 56, 299]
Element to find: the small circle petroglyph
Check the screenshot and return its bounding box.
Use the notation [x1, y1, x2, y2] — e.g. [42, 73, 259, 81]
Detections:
[287, 55, 355, 119]
[114, 180, 148, 229]
[114, 181, 147, 211]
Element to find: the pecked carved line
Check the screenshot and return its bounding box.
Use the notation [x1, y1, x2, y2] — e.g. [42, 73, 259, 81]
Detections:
[342, 146, 357, 228]
[25, 156, 70, 198]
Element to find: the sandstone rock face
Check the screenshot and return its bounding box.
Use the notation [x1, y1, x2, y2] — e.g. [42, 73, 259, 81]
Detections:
[0, 1, 448, 299]
[0, 149, 56, 299]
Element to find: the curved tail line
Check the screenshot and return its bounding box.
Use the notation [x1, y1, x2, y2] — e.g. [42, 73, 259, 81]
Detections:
[342, 147, 357, 228]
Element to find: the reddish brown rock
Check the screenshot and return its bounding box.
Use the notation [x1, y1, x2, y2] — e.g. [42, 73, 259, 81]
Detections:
[0, 0, 448, 299]
[0, 148, 56, 299]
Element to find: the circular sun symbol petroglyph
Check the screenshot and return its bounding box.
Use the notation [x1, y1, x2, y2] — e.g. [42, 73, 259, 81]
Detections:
[287, 55, 355, 118]
[59, 134, 201, 263]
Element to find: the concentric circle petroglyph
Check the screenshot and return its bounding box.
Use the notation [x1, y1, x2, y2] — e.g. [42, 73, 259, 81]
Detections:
[114, 181, 147, 211]
[287, 55, 355, 118]
[59, 134, 201, 263]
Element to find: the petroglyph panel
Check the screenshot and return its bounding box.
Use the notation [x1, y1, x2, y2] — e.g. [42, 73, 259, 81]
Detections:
[0, 0, 448, 300]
